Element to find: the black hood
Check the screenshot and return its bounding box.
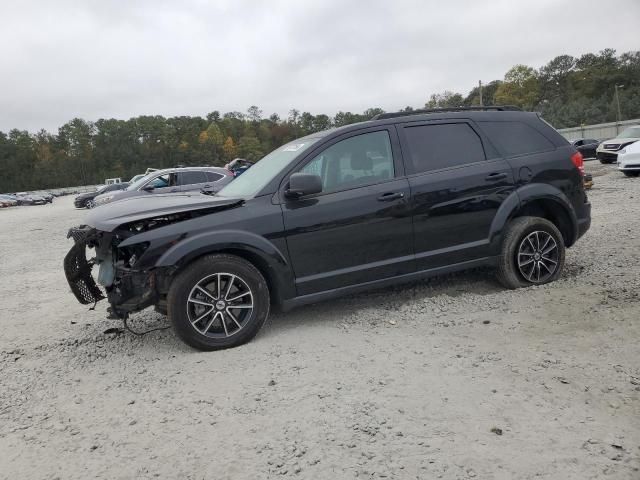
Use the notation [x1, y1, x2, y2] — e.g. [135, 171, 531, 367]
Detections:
[76, 191, 100, 201]
[85, 193, 243, 232]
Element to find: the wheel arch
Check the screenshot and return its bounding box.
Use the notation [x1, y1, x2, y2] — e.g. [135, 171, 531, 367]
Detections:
[490, 184, 578, 253]
[154, 230, 296, 306]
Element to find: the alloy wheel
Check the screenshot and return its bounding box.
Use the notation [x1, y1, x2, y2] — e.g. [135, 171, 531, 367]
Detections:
[517, 231, 559, 283]
[186, 273, 254, 338]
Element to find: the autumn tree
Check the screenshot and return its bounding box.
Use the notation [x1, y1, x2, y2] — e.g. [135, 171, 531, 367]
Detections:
[222, 136, 237, 161]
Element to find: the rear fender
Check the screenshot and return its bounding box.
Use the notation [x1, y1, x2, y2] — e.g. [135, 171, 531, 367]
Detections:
[489, 183, 577, 254]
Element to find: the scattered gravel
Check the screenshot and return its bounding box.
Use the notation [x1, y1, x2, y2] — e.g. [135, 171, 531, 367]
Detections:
[1, 163, 639, 479]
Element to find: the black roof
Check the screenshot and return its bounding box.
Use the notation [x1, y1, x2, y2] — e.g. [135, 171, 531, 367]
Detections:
[373, 105, 522, 120]
[306, 106, 535, 140]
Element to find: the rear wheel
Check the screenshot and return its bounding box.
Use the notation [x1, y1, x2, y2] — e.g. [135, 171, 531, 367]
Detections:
[496, 217, 566, 289]
[167, 254, 270, 350]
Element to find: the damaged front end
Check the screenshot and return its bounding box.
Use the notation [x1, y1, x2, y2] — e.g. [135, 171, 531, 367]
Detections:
[63, 193, 244, 320]
[64, 225, 164, 319]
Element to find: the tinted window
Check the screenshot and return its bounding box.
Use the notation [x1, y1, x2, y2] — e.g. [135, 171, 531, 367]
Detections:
[479, 121, 555, 156]
[149, 174, 170, 188]
[205, 171, 223, 182]
[179, 171, 207, 185]
[299, 131, 394, 193]
[402, 123, 486, 173]
[104, 183, 124, 192]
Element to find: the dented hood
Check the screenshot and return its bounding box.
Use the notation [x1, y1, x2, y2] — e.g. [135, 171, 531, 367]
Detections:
[85, 192, 243, 232]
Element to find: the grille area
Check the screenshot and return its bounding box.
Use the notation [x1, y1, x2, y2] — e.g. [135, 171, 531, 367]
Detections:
[64, 227, 105, 305]
[597, 152, 617, 163]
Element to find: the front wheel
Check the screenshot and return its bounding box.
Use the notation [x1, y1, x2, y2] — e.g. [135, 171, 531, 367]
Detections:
[167, 254, 270, 350]
[496, 217, 566, 289]
[623, 171, 639, 177]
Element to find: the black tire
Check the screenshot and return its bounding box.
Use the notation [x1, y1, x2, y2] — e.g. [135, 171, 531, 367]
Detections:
[496, 217, 566, 289]
[167, 254, 270, 351]
[623, 171, 639, 177]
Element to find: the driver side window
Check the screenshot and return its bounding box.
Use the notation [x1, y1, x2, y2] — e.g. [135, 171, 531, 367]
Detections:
[300, 130, 394, 194]
[146, 173, 177, 189]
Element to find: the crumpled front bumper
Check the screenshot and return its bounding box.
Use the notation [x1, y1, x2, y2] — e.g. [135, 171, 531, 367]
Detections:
[63, 226, 105, 305]
[64, 225, 163, 318]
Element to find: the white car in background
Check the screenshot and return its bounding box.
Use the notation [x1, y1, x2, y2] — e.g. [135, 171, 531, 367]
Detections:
[617, 141, 640, 177]
[596, 125, 640, 164]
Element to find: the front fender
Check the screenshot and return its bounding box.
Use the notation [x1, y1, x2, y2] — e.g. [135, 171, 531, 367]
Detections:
[155, 229, 287, 268]
[153, 229, 296, 304]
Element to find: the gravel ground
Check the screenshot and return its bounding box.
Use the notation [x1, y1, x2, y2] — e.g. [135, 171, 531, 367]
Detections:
[1, 163, 639, 480]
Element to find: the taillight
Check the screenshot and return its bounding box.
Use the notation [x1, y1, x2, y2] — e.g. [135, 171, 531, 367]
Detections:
[571, 151, 584, 176]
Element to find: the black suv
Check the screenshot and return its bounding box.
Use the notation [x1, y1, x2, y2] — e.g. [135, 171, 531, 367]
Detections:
[65, 107, 591, 350]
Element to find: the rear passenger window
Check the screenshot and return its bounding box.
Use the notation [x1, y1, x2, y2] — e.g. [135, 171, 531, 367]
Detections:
[402, 123, 486, 173]
[179, 171, 207, 185]
[205, 172, 223, 182]
[479, 121, 555, 156]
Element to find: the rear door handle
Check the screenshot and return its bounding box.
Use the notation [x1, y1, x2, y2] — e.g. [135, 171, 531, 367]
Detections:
[485, 172, 508, 182]
[377, 192, 404, 202]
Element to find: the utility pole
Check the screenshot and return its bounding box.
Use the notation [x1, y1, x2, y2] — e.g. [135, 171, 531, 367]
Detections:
[479, 80, 483, 106]
[615, 84, 624, 133]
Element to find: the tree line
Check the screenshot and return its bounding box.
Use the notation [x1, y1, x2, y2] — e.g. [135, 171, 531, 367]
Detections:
[1, 48, 638, 192]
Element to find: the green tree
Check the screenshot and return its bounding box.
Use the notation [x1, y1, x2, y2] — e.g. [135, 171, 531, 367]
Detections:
[494, 65, 539, 110]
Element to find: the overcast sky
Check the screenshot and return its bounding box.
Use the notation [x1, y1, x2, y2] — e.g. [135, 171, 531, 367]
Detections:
[1, 0, 639, 132]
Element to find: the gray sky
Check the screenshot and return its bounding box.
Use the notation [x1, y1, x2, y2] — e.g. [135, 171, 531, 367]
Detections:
[1, 0, 639, 132]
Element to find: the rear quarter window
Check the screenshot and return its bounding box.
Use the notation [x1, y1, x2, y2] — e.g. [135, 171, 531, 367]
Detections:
[205, 171, 224, 182]
[479, 121, 555, 156]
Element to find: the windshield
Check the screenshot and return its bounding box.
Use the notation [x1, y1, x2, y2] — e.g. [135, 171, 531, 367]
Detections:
[618, 126, 640, 139]
[217, 138, 320, 197]
[126, 174, 153, 191]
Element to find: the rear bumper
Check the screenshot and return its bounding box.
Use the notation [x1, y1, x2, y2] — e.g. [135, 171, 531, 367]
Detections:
[576, 202, 591, 241]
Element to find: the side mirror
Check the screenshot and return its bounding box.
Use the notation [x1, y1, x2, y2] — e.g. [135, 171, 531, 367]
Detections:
[142, 184, 155, 192]
[285, 173, 322, 199]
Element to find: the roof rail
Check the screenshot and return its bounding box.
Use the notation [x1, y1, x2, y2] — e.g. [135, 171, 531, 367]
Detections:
[372, 105, 522, 120]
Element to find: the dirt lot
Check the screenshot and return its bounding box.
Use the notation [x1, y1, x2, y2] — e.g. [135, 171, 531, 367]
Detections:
[1, 163, 639, 480]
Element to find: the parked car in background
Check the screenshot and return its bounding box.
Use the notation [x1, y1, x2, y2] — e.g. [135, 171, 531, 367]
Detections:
[225, 158, 254, 177]
[571, 138, 600, 159]
[129, 174, 146, 183]
[74, 183, 129, 209]
[596, 126, 640, 164]
[15, 192, 47, 205]
[92, 166, 232, 207]
[65, 106, 590, 351]
[0, 194, 19, 206]
[32, 191, 54, 203]
[616, 141, 640, 177]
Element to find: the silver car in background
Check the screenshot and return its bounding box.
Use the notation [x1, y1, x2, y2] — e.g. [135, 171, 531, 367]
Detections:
[92, 166, 233, 207]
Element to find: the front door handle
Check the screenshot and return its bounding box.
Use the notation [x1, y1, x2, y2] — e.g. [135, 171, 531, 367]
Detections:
[485, 172, 508, 182]
[377, 192, 404, 202]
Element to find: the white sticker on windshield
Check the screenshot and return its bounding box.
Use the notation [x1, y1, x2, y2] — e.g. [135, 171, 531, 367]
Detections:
[283, 143, 306, 152]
